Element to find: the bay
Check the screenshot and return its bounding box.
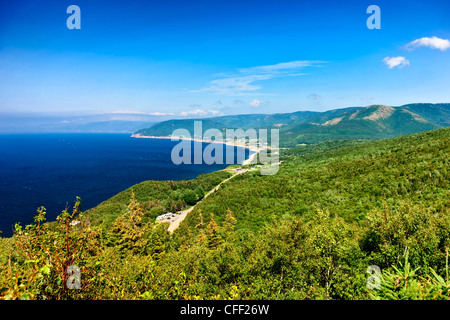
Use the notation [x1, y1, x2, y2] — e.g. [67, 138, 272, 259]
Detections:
[0, 133, 252, 236]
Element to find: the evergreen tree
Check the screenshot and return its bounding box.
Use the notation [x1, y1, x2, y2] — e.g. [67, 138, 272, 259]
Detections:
[195, 210, 207, 245]
[223, 209, 237, 235]
[108, 191, 150, 255]
[206, 214, 222, 249]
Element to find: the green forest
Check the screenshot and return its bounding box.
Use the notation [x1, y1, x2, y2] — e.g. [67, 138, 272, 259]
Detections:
[1, 127, 449, 300]
[136, 103, 450, 147]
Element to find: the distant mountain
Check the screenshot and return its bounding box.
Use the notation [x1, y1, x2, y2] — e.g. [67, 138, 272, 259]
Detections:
[279, 104, 442, 145]
[57, 120, 158, 133]
[134, 111, 320, 137]
[135, 103, 450, 147]
[0, 113, 160, 133]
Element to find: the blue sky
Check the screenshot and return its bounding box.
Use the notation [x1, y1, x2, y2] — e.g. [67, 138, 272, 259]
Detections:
[1, 0, 449, 118]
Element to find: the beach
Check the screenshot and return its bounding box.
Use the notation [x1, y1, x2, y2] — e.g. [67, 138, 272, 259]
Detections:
[131, 133, 266, 166]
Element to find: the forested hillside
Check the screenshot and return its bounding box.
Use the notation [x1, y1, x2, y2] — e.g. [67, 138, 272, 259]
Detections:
[136, 103, 450, 147]
[1, 127, 449, 300]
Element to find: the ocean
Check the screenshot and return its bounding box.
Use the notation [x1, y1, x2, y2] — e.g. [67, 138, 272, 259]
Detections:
[0, 133, 252, 237]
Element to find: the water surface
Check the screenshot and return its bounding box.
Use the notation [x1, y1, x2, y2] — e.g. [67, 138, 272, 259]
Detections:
[0, 133, 251, 236]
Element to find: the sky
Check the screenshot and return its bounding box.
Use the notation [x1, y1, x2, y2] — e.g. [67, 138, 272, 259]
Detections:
[0, 0, 449, 119]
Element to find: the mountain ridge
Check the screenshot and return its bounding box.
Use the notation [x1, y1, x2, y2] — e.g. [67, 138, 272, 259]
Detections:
[135, 103, 450, 147]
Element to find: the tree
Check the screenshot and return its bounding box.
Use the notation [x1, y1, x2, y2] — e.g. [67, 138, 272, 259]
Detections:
[108, 191, 151, 256]
[181, 189, 199, 206]
[195, 211, 207, 245]
[4, 198, 102, 299]
[223, 209, 237, 235]
[206, 214, 222, 249]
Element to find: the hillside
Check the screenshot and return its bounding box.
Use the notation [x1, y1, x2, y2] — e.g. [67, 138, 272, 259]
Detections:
[401, 103, 450, 127]
[135, 103, 450, 147]
[134, 111, 320, 137]
[2, 126, 449, 300]
[279, 104, 442, 145]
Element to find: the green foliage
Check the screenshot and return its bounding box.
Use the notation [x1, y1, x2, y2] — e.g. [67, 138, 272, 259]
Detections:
[135, 103, 450, 147]
[361, 201, 450, 271]
[0, 198, 103, 299]
[107, 191, 152, 256]
[179, 189, 200, 205]
[370, 249, 450, 300]
[84, 170, 232, 232]
[205, 214, 222, 249]
[1, 127, 449, 300]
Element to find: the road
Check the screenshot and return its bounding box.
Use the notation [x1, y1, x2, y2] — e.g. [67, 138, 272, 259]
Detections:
[165, 168, 254, 233]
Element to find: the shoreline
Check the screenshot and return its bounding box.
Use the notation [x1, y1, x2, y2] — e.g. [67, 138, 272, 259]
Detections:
[1, 134, 264, 238]
[131, 133, 266, 166]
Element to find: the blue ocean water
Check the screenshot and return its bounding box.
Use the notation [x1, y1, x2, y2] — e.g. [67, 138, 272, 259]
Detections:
[0, 133, 251, 237]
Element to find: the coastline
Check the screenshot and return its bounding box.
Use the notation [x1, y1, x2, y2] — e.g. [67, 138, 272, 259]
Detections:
[131, 133, 265, 166]
[0, 133, 259, 238]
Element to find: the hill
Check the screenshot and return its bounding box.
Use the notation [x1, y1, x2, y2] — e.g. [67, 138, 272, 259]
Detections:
[401, 103, 450, 127]
[135, 103, 450, 147]
[134, 111, 320, 137]
[278, 104, 442, 145]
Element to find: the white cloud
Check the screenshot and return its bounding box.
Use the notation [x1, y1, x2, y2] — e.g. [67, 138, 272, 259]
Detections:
[238, 60, 323, 75]
[249, 99, 265, 107]
[202, 74, 273, 95]
[179, 109, 223, 117]
[148, 112, 175, 116]
[195, 60, 325, 95]
[382, 56, 410, 69]
[307, 93, 321, 101]
[360, 96, 374, 101]
[111, 110, 174, 116]
[405, 36, 450, 51]
[111, 110, 146, 114]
